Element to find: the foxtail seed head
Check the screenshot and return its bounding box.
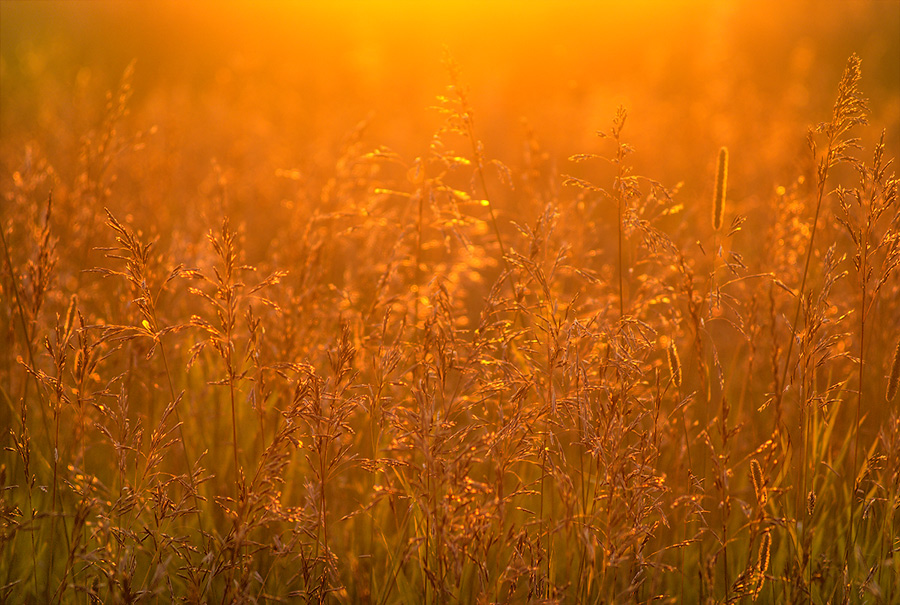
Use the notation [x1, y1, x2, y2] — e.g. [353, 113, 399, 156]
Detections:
[713, 146, 728, 230]
[74, 349, 85, 380]
[887, 340, 900, 402]
[667, 341, 682, 388]
[753, 531, 772, 598]
[750, 460, 767, 507]
[757, 531, 772, 574]
[63, 295, 78, 342]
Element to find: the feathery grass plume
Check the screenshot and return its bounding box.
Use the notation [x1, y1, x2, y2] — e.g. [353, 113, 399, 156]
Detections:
[888, 340, 900, 401]
[807, 490, 817, 516]
[713, 146, 728, 230]
[667, 340, 682, 387]
[777, 54, 868, 414]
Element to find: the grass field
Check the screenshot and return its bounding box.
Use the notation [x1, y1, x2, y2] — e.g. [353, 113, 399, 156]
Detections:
[2, 1, 899, 602]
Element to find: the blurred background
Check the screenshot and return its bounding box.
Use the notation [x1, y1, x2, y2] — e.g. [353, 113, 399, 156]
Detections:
[2, 0, 898, 211]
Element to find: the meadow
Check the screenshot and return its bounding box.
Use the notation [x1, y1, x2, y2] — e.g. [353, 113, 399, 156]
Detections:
[1, 1, 899, 603]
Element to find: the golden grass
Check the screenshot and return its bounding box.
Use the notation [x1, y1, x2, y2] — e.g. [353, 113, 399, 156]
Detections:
[1, 5, 899, 603]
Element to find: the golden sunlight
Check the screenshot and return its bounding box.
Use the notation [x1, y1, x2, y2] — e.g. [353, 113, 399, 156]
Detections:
[1, 0, 898, 602]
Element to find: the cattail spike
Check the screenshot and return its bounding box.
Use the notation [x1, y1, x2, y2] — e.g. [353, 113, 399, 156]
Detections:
[713, 146, 728, 230]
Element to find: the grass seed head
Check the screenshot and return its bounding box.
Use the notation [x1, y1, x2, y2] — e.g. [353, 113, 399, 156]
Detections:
[667, 341, 682, 388]
[713, 146, 728, 231]
[64, 294, 78, 341]
[757, 531, 771, 575]
[750, 459, 766, 507]
[752, 531, 772, 598]
[888, 340, 900, 401]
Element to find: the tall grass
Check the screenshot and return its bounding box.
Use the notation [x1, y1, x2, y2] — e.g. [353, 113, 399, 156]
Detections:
[1, 51, 898, 605]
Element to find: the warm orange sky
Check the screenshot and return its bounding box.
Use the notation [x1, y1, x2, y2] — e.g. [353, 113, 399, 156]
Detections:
[2, 0, 898, 196]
